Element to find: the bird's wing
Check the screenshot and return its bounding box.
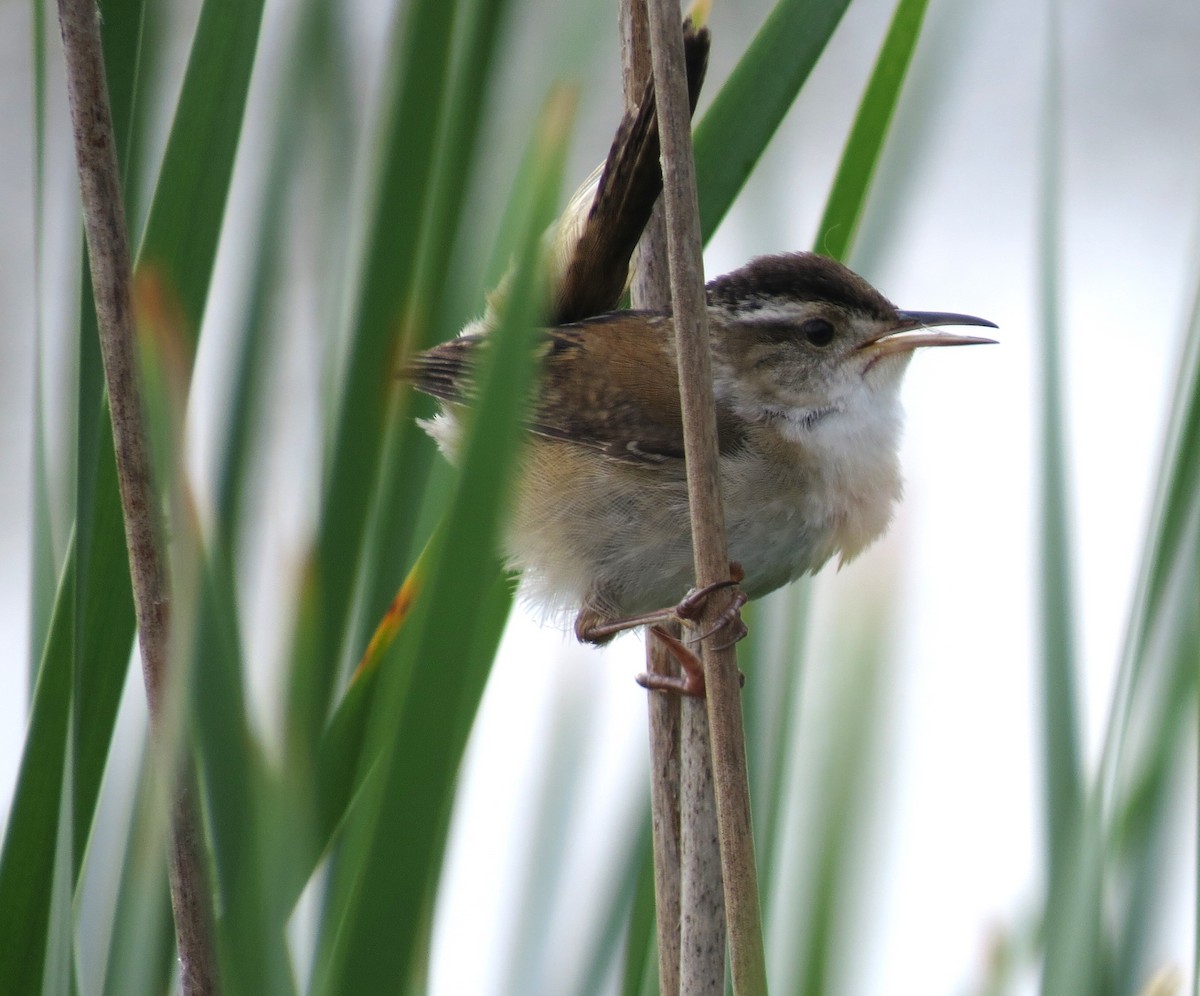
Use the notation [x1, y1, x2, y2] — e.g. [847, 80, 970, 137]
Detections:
[404, 312, 746, 466]
[534, 313, 689, 462]
[537, 313, 747, 464]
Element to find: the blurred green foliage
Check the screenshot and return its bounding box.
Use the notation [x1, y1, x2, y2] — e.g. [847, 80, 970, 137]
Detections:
[4, 0, 1196, 992]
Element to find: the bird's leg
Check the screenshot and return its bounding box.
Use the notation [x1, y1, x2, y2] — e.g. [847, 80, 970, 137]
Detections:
[634, 624, 748, 697]
[573, 562, 747, 645]
[573, 562, 749, 697]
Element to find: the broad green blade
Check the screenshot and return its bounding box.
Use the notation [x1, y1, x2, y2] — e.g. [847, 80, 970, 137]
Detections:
[620, 827, 659, 996]
[0, 544, 76, 994]
[1110, 611, 1196, 993]
[213, 0, 351, 549]
[815, 0, 931, 260]
[98, 0, 149, 211]
[499, 695, 595, 995]
[795, 619, 887, 996]
[186, 10, 358, 974]
[572, 817, 653, 996]
[1099, 242, 1200, 993]
[312, 92, 572, 993]
[15, 5, 148, 991]
[30, 0, 149, 683]
[28, 383, 57, 690]
[285, 0, 463, 763]
[1039, 806, 1107, 995]
[101, 746, 177, 996]
[24, 0, 267, 917]
[1101, 225, 1200, 783]
[28, 0, 57, 686]
[1034, 8, 1091, 989]
[196, 35, 357, 974]
[352, 0, 517, 664]
[72, 419, 137, 877]
[1041, 47, 1200, 996]
[135, 0, 267, 340]
[307, 532, 439, 899]
[188, 544, 294, 995]
[1034, 0, 1083, 885]
[694, 0, 853, 242]
[22, 0, 271, 986]
[743, 585, 808, 902]
[209, 135, 289, 551]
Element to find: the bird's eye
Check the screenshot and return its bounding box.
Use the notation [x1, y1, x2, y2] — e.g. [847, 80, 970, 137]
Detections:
[801, 317, 835, 347]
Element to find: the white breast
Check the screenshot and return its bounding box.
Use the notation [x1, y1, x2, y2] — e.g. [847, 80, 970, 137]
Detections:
[724, 395, 904, 597]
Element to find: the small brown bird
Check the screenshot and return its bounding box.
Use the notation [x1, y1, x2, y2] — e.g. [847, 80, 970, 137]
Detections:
[403, 21, 994, 692]
[406, 251, 996, 679]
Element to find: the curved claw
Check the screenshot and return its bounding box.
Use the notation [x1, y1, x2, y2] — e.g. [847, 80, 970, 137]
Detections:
[637, 625, 706, 697]
[686, 589, 748, 647]
[675, 561, 746, 619]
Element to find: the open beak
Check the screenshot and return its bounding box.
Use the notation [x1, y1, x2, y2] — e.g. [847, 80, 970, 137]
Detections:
[859, 310, 998, 360]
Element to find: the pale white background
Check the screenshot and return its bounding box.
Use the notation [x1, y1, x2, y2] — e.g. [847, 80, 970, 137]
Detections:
[2, 0, 1197, 993]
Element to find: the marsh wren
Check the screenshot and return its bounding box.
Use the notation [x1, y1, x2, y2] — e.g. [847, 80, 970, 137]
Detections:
[403, 21, 994, 690]
[407, 251, 996, 669]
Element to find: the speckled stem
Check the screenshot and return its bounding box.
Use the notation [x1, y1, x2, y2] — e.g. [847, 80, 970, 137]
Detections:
[643, 1, 768, 993]
[619, 5, 684, 992]
[55, 1, 219, 992]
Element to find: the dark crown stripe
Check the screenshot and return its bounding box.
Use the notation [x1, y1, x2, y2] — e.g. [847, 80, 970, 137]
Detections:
[706, 251, 896, 319]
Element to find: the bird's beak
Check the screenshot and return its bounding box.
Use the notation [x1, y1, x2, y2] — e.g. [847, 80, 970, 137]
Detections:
[859, 310, 998, 360]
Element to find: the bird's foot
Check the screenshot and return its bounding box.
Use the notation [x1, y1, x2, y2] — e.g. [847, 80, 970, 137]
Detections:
[574, 561, 748, 645]
[574, 562, 748, 697]
[635, 625, 747, 697]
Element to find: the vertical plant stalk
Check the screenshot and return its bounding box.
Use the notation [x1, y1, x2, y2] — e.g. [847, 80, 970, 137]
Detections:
[643, 1, 768, 993]
[618, 2, 683, 992]
[1034, 0, 1082, 872]
[55, 2, 219, 994]
[1034, 9, 1089, 992]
